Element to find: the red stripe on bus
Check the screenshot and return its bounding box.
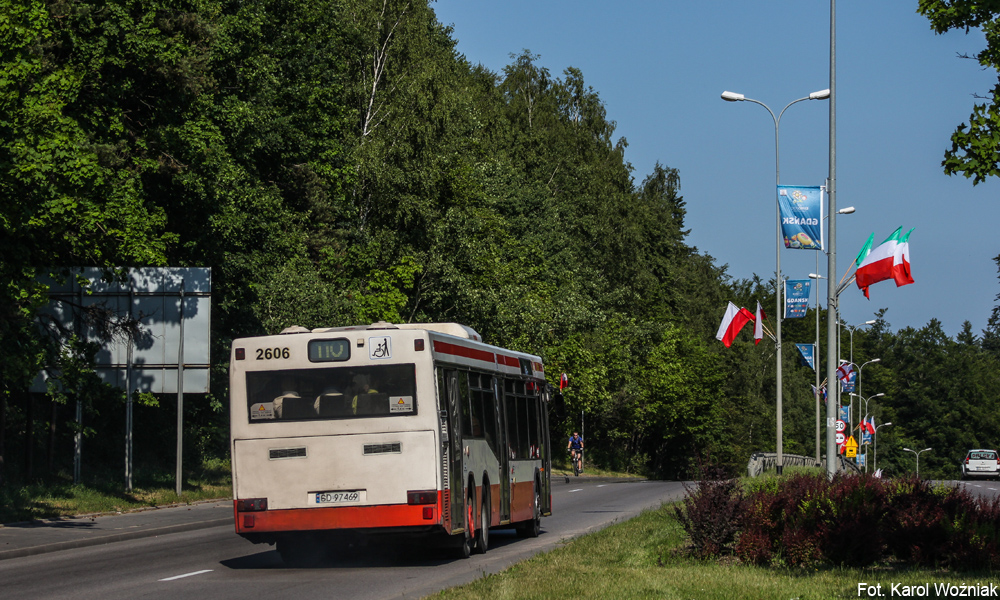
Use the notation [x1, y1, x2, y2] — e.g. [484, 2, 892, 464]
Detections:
[497, 355, 520, 368]
[433, 340, 495, 365]
[234, 494, 442, 534]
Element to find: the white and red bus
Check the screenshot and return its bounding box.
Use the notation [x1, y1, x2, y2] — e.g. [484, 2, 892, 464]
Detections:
[229, 321, 553, 565]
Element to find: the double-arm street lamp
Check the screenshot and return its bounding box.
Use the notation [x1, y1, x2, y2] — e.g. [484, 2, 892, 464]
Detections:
[903, 447, 932, 479]
[850, 392, 884, 424]
[722, 88, 830, 475]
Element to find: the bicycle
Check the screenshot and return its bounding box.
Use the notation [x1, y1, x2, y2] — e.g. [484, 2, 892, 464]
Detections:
[569, 449, 583, 476]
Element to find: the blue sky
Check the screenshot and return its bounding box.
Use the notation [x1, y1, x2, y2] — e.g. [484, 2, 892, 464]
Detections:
[432, 1, 1000, 339]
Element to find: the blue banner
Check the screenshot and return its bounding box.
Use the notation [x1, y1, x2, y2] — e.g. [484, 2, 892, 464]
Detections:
[784, 279, 811, 319]
[778, 185, 823, 250]
[841, 369, 856, 393]
[839, 406, 849, 421]
[795, 343, 815, 370]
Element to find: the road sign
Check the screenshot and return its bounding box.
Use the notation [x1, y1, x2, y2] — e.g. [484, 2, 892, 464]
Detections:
[835, 420, 846, 433]
[835, 432, 846, 446]
[846, 445, 857, 458]
[845, 435, 858, 450]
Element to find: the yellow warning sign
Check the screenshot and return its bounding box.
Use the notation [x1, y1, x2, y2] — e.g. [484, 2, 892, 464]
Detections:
[846, 446, 857, 458]
[845, 436, 858, 450]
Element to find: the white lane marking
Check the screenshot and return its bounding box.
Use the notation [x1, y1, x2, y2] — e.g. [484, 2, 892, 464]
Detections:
[597, 484, 607, 488]
[159, 570, 213, 582]
[568, 488, 584, 493]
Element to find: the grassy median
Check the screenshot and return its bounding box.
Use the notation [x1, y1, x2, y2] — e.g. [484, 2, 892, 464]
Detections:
[0, 458, 231, 523]
[431, 502, 996, 600]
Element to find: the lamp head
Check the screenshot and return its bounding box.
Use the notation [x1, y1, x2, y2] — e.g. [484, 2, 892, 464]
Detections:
[838, 206, 856, 214]
[810, 89, 831, 100]
[721, 91, 744, 102]
[808, 273, 824, 279]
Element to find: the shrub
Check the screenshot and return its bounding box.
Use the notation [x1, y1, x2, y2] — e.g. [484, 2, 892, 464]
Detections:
[678, 472, 1000, 570]
[673, 467, 744, 558]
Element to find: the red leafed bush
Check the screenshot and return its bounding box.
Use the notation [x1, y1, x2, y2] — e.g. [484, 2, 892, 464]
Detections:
[676, 471, 1000, 570]
[673, 466, 744, 558]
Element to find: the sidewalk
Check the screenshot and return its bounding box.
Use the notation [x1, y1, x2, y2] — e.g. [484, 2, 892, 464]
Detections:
[0, 499, 234, 561]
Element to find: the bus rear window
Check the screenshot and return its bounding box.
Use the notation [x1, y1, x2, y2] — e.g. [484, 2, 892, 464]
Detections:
[245, 364, 416, 422]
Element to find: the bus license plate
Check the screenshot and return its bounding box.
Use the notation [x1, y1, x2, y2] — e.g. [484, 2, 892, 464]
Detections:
[312, 490, 365, 505]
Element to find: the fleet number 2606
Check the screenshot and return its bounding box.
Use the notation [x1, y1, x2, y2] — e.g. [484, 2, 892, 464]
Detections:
[256, 347, 290, 360]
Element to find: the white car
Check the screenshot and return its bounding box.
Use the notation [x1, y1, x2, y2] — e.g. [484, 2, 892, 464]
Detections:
[961, 449, 1000, 480]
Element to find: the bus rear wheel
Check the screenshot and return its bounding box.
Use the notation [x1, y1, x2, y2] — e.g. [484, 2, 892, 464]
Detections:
[517, 485, 541, 538]
[451, 493, 474, 559]
[474, 494, 489, 554]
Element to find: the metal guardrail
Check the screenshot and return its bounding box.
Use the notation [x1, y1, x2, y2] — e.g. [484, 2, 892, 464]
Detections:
[746, 452, 862, 477]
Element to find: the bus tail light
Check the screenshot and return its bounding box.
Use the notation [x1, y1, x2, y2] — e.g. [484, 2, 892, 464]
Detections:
[238, 498, 268, 512]
[422, 507, 434, 520]
[414, 339, 425, 351]
[407, 490, 437, 505]
[235, 348, 245, 360]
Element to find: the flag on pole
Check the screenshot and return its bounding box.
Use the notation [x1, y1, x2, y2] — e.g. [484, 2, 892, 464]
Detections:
[754, 301, 764, 345]
[559, 373, 568, 391]
[856, 227, 915, 298]
[837, 362, 854, 383]
[893, 228, 915, 287]
[716, 302, 756, 348]
[868, 416, 878, 435]
[855, 233, 875, 266]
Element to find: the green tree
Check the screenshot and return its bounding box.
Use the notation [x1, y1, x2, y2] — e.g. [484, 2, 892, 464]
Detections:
[919, 1, 1000, 183]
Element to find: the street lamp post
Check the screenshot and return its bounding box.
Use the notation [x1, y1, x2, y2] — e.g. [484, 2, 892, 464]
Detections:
[850, 391, 884, 472]
[722, 88, 830, 475]
[903, 447, 932, 479]
[874, 422, 892, 472]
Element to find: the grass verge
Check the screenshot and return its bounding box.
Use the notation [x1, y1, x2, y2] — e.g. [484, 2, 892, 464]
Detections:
[0, 458, 231, 523]
[548, 454, 644, 479]
[431, 502, 997, 600]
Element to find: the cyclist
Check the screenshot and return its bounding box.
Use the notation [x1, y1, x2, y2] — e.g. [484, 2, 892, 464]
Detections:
[567, 432, 584, 475]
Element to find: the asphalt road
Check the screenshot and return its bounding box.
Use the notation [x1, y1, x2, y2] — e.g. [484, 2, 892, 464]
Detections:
[0, 478, 688, 600]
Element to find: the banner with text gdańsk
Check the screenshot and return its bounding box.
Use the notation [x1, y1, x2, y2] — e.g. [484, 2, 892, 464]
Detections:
[784, 278, 811, 319]
[778, 185, 824, 250]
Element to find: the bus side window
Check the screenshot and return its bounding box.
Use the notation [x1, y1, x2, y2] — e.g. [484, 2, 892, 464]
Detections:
[527, 390, 540, 458]
[469, 373, 485, 438]
[459, 372, 473, 437]
[516, 394, 530, 459]
[504, 380, 519, 459]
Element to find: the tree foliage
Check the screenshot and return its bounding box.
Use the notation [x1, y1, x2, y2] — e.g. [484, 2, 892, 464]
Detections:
[2, 0, 999, 484]
[919, 0, 1000, 183]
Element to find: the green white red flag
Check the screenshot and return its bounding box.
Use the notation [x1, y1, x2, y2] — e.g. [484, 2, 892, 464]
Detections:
[855, 227, 915, 299]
